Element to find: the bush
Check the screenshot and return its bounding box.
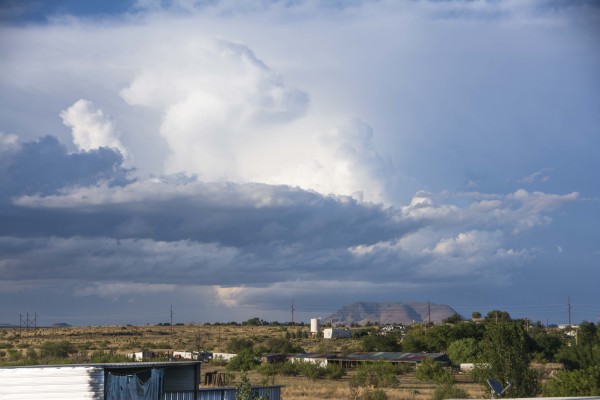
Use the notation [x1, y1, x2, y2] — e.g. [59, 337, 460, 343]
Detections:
[40, 340, 76, 359]
[543, 365, 600, 397]
[235, 372, 268, 400]
[297, 361, 326, 380]
[26, 348, 38, 361]
[351, 362, 399, 388]
[361, 334, 401, 352]
[259, 337, 304, 353]
[349, 383, 389, 400]
[275, 362, 300, 376]
[432, 384, 469, 400]
[325, 363, 345, 379]
[227, 349, 259, 372]
[8, 349, 21, 361]
[415, 358, 454, 385]
[447, 338, 480, 365]
[227, 338, 255, 354]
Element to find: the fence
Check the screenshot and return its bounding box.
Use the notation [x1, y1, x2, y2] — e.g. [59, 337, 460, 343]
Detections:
[163, 386, 282, 400]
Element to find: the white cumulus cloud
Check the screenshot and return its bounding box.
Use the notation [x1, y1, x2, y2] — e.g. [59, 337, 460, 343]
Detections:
[60, 99, 128, 157]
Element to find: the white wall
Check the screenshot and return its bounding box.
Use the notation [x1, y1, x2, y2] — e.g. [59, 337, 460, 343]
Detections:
[323, 328, 353, 339]
[0, 366, 104, 400]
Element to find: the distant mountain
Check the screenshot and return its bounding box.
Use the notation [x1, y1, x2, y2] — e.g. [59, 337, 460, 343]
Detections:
[325, 302, 458, 325]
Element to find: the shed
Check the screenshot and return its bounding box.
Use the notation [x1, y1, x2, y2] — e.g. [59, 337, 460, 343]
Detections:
[0, 361, 201, 400]
[323, 328, 353, 339]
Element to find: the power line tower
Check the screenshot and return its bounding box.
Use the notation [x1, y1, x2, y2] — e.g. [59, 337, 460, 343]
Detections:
[291, 301, 295, 326]
[19, 312, 37, 331]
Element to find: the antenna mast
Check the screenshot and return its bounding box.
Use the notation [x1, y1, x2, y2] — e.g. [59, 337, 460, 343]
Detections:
[291, 300, 295, 326]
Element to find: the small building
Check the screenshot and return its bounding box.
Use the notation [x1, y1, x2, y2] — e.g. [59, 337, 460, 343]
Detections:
[212, 352, 237, 362]
[262, 353, 289, 364]
[323, 328, 353, 339]
[173, 351, 201, 360]
[0, 361, 200, 399]
[127, 350, 156, 361]
[265, 352, 449, 369]
[289, 353, 333, 367]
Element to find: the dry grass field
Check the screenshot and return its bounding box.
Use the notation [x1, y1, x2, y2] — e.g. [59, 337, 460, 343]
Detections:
[0, 324, 487, 399]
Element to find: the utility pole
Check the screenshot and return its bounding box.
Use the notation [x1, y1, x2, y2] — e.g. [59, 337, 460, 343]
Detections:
[291, 300, 295, 326]
[170, 304, 173, 336]
[568, 297, 571, 325]
[427, 300, 431, 325]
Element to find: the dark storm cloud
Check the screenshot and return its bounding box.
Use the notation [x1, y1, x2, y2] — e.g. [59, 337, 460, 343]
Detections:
[3, 177, 414, 249]
[0, 135, 130, 202]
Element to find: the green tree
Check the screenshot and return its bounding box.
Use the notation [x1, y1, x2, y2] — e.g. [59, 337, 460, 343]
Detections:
[227, 338, 254, 354]
[415, 358, 453, 385]
[471, 311, 482, 320]
[242, 317, 266, 326]
[473, 322, 539, 397]
[530, 331, 563, 362]
[543, 365, 600, 396]
[351, 361, 400, 388]
[556, 322, 600, 370]
[227, 349, 259, 372]
[484, 310, 511, 323]
[432, 385, 468, 400]
[401, 328, 430, 352]
[361, 334, 401, 352]
[235, 372, 268, 400]
[443, 313, 463, 324]
[40, 340, 77, 359]
[447, 338, 480, 365]
[296, 361, 326, 380]
[258, 337, 304, 354]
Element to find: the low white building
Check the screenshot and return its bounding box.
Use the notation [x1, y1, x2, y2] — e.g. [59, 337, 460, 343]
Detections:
[289, 354, 328, 367]
[126, 351, 155, 361]
[212, 352, 237, 361]
[323, 328, 353, 339]
[173, 351, 199, 360]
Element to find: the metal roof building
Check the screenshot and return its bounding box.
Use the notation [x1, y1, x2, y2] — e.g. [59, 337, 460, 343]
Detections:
[270, 351, 449, 368]
[0, 361, 201, 400]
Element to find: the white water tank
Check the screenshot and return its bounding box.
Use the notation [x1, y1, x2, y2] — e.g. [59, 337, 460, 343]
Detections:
[310, 318, 321, 334]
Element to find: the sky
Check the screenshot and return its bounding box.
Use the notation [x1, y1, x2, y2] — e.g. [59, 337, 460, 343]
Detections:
[0, 0, 599, 327]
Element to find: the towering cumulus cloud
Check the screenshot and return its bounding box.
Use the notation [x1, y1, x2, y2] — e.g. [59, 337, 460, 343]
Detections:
[120, 38, 309, 180]
[61, 99, 128, 158]
[0, 0, 598, 324]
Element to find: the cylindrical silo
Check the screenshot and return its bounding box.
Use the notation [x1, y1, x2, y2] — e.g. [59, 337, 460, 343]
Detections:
[310, 318, 321, 335]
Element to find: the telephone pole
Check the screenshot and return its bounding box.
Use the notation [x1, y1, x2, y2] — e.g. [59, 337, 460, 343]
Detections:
[427, 300, 431, 325]
[291, 301, 295, 326]
[568, 297, 571, 325]
[170, 304, 173, 336]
